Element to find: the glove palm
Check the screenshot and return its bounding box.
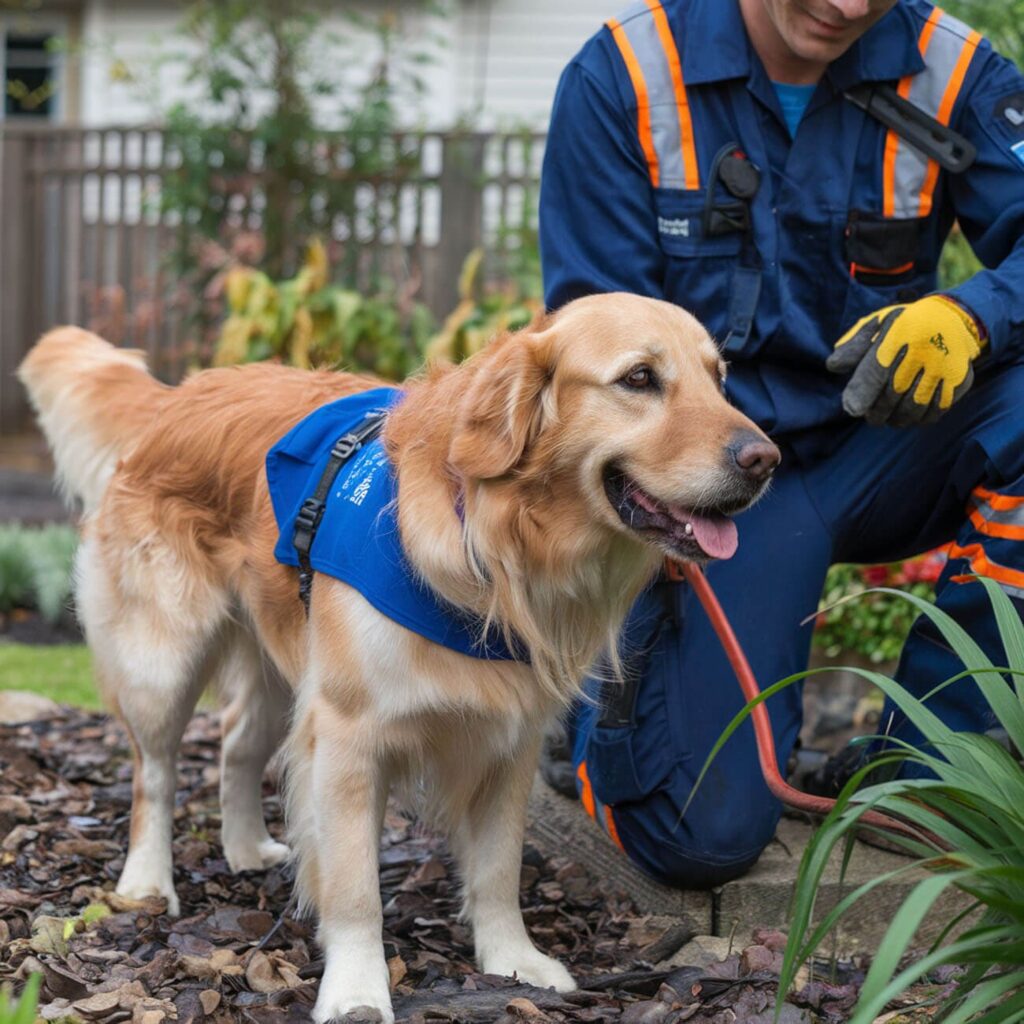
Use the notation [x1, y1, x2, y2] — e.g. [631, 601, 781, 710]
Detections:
[827, 294, 985, 428]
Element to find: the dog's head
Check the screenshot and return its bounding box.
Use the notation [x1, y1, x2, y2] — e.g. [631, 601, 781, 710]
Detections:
[449, 292, 779, 565]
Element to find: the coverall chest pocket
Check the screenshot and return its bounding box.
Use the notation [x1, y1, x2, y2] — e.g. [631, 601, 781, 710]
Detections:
[655, 189, 752, 353]
[839, 212, 936, 331]
[655, 189, 744, 258]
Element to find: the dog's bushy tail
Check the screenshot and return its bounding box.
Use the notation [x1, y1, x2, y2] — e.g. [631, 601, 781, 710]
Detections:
[17, 327, 169, 513]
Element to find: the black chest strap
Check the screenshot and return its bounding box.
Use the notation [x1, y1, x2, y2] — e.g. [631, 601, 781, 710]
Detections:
[292, 410, 388, 616]
[845, 83, 977, 173]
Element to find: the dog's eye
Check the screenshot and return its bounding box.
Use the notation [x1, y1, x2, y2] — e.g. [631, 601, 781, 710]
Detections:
[620, 366, 657, 390]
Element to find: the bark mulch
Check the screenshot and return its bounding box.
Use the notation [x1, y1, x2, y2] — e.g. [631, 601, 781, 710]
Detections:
[0, 709, 948, 1024]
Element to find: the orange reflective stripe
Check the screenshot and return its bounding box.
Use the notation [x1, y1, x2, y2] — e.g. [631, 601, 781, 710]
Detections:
[918, 5, 943, 53]
[645, 0, 699, 190]
[604, 806, 626, 852]
[935, 29, 981, 126]
[918, 27, 981, 217]
[883, 8, 941, 218]
[972, 486, 1024, 512]
[576, 760, 596, 819]
[608, 17, 660, 187]
[850, 260, 916, 277]
[882, 75, 915, 218]
[969, 506, 1024, 542]
[948, 542, 1024, 590]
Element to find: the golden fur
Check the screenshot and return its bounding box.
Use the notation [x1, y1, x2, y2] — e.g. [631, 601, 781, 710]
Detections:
[19, 293, 776, 1023]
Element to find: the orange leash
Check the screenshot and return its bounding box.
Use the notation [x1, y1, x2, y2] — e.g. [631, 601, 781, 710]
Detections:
[670, 560, 931, 843]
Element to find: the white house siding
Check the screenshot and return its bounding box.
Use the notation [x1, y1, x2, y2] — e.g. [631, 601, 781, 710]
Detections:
[78, 0, 188, 126]
[71, 0, 622, 129]
[454, 1, 623, 129]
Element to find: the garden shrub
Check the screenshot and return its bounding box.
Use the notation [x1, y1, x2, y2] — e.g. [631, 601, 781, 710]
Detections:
[0, 531, 34, 615]
[813, 551, 946, 664]
[214, 238, 434, 379]
[0, 525, 77, 624]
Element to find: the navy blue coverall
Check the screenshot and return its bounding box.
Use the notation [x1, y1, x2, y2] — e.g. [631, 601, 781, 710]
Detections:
[539, 0, 1024, 887]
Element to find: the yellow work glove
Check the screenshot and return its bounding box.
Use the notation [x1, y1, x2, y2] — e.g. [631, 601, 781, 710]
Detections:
[827, 294, 986, 428]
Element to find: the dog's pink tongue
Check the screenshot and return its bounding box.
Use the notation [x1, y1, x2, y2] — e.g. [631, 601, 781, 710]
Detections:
[687, 511, 739, 560]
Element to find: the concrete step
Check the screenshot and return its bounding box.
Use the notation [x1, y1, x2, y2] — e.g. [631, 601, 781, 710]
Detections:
[527, 776, 974, 953]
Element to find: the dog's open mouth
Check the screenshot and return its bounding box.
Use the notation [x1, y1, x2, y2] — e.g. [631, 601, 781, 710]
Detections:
[603, 467, 739, 561]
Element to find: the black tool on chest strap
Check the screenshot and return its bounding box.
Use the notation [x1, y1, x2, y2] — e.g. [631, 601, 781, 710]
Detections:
[844, 83, 977, 173]
[292, 410, 388, 615]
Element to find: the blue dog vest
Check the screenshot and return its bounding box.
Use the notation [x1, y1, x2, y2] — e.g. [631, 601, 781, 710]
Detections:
[266, 387, 520, 661]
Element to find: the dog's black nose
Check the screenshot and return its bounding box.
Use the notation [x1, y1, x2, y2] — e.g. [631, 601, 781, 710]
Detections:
[729, 432, 780, 483]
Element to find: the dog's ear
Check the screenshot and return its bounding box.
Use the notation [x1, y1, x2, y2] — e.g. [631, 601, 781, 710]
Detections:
[449, 331, 552, 480]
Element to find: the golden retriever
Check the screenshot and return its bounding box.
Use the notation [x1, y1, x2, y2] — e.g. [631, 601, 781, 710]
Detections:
[19, 293, 778, 1023]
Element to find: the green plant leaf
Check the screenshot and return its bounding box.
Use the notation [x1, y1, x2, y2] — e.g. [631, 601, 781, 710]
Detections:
[0, 972, 41, 1024]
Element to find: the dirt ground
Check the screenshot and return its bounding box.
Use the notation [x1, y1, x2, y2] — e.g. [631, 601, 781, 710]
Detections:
[0, 708, 963, 1024]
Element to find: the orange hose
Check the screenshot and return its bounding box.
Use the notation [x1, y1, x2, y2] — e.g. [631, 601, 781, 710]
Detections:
[674, 561, 931, 842]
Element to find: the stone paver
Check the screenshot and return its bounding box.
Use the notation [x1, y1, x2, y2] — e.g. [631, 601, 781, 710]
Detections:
[527, 776, 975, 952]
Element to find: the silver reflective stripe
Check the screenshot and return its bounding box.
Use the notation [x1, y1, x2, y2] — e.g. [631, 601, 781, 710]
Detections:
[616, 0, 649, 19]
[615, 3, 687, 188]
[972, 496, 1024, 529]
[890, 10, 978, 218]
[995, 578, 1024, 600]
[999, 579, 1024, 600]
[617, 6, 686, 188]
[951, 545, 1024, 599]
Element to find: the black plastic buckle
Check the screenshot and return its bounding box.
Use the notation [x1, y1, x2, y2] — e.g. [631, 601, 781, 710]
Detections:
[330, 432, 361, 462]
[293, 497, 324, 554]
[291, 410, 387, 617]
[297, 567, 314, 615]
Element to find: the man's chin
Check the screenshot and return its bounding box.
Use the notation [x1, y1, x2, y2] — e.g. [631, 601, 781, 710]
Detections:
[786, 33, 858, 65]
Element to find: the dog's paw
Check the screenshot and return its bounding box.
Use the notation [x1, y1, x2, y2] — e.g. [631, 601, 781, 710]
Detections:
[257, 838, 292, 867]
[312, 992, 394, 1024]
[224, 837, 292, 873]
[484, 948, 576, 992]
[317, 1006, 390, 1023]
[313, 956, 393, 1024]
[115, 877, 180, 917]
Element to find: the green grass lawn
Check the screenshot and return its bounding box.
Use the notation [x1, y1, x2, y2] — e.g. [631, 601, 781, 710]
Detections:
[0, 643, 101, 709]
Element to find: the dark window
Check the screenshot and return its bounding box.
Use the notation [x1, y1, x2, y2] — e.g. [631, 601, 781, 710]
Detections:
[5, 33, 56, 119]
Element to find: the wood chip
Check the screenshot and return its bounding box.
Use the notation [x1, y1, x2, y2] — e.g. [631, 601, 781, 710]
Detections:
[199, 990, 221, 1015]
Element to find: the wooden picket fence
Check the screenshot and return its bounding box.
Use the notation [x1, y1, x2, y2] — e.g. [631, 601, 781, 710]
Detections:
[0, 124, 545, 432]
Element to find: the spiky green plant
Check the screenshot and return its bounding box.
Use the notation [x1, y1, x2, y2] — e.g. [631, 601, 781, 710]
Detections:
[692, 578, 1024, 1020]
[777, 578, 1024, 1021]
[0, 974, 40, 1024]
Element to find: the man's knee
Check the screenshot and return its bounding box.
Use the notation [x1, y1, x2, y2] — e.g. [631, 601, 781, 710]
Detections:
[611, 791, 780, 889]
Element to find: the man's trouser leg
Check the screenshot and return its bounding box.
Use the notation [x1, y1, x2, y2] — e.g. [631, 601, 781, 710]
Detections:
[571, 362, 1024, 888]
[804, 364, 1024, 765]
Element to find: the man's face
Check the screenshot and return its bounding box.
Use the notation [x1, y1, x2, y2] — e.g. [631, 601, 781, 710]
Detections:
[760, 0, 899, 65]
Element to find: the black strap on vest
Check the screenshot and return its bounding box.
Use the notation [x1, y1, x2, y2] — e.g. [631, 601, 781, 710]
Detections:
[292, 410, 388, 616]
[845, 83, 977, 173]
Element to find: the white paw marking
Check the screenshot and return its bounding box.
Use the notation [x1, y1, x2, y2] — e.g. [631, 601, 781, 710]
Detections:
[312, 988, 394, 1024]
[313, 954, 393, 1024]
[484, 949, 576, 992]
[257, 838, 292, 867]
[224, 837, 292, 873]
[115, 878, 180, 917]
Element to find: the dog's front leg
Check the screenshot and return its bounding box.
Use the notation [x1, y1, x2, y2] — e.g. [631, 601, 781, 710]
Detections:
[309, 706, 392, 1024]
[453, 738, 576, 993]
